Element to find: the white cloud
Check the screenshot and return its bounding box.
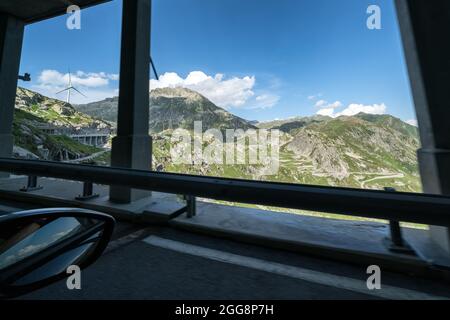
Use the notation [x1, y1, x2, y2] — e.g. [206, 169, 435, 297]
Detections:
[77, 71, 119, 81]
[38, 69, 118, 88]
[316, 108, 335, 117]
[316, 102, 387, 118]
[315, 100, 342, 109]
[253, 94, 280, 109]
[406, 119, 418, 127]
[308, 93, 323, 100]
[32, 69, 277, 108]
[150, 71, 257, 109]
[335, 103, 387, 117]
[327, 101, 343, 109]
[32, 69, 119, 104]
[315, 100, 327, 108]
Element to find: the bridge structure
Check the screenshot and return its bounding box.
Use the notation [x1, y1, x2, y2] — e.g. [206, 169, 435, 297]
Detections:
[34, 123, 111, 147]
[70, 133, 110, 147]
[34, 123, 61, 135]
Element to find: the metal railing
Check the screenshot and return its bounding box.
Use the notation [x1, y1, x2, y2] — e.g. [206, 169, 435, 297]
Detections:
[1, 158, 450, 226]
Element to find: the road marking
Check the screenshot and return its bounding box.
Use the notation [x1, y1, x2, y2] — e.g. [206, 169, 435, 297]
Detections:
[143, 235, 447, 300]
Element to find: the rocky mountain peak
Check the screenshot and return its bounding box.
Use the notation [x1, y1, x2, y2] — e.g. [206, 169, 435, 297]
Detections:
[150, 87, 205, 103]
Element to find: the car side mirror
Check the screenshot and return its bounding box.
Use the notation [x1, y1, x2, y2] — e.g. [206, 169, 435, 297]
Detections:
[0, 208, 115, 299]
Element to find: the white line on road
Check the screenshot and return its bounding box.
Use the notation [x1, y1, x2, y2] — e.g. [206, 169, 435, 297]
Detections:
[143, 235, 447, 300]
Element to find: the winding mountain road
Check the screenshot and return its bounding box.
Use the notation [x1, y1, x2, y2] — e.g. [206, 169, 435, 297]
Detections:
[64, 150, 108, 164]
[360, 173, 404, 188]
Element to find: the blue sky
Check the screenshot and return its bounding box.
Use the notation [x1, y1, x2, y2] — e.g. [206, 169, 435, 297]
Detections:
[19, 0, 417, 124]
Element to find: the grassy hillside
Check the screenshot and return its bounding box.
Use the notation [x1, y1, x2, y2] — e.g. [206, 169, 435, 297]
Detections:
[150, 113, 421, 193]
[16, 87, 110, 130]
[73, 87, 422, 192]
[13, 88, 106, 161]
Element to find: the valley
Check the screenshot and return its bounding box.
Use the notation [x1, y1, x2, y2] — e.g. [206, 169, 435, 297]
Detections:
[13, 86, 421, 195]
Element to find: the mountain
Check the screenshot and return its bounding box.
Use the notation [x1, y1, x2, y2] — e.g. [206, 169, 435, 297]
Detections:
[75, 87, 256, 132]
[255, 113, 421, 191]
[13, 87, 111, 161]
[15, 87, 111, 132]
[65, 86, 422, 192]
[72, 96, 118, 124]
[354, 113, 418, 138]
[257, 115, 331, 134]
[151, 111, 420, 192]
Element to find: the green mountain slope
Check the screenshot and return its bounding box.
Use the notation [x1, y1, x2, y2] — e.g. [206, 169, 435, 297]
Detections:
[16, 87, 110, 131]
[282, 115, 420, 191]
[13, 87, 110, 161]
[149, 113, 421, 192]
[72, 87, 422, 192]
[257, 115, 331, 134]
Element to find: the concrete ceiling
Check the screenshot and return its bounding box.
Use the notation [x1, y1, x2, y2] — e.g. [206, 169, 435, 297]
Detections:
[0, 0, 110, 24]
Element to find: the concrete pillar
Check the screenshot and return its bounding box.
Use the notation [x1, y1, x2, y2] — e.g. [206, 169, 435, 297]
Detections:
[396, 0, 450, 253]
[109, 0, 152, 203]
[0, 14, 24, 177]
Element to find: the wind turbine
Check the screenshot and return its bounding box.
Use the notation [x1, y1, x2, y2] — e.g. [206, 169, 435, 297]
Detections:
[56, 70, 86, 104]
[150, 56, 159, 80]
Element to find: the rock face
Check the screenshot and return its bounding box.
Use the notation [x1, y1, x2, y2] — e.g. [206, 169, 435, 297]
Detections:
[16, 87, 111, 134]
[13, 87, 112, 161]
[74, 97, 118, 123]
[12, 146, 39, 160]
[150, 87, 255, 132]
[75, 87, 255, 132]
[269, 113, 420, 184]
[287, 129, 350, 180]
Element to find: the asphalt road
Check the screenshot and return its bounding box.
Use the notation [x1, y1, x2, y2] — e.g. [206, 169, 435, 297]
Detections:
[19, 225, 450, 300]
